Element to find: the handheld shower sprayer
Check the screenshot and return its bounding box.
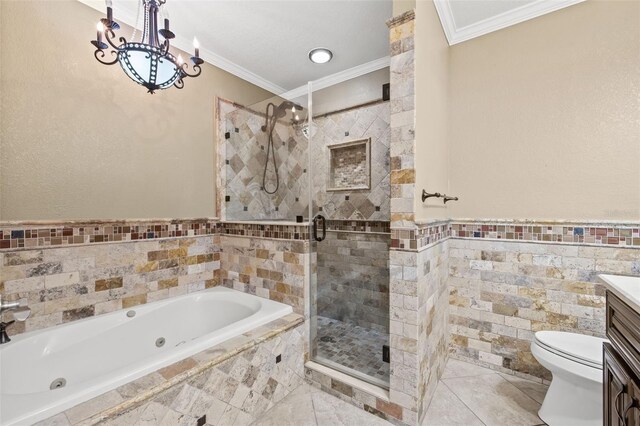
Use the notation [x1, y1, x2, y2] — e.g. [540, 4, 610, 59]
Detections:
[261, 100, 304, 194]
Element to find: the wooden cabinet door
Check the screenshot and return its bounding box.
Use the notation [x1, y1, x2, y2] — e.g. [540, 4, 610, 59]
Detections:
[627, 378, 640, 426]
[604, 343, 634, 426]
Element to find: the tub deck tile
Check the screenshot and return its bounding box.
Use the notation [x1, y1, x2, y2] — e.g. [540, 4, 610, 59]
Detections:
[116, 372, 165, 399]
[158, 357, 199, 380]
[65, 390, 124, 424]
[33, 412, 72, 426]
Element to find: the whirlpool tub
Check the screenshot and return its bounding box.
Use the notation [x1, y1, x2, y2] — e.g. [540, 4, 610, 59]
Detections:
[0, 287, 293, 425]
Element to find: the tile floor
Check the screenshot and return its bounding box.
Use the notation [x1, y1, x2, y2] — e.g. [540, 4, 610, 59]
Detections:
[315, 316, 390, 383]
[253, 358, 549, 426]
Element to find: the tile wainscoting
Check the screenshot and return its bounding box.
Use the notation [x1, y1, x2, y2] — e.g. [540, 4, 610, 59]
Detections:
[0, 231, 220, 337]
[389, 234, 449, 425]
[219, 235, 310, 315]
[0, 220, 314, 336]
[448, 236, 638, 381]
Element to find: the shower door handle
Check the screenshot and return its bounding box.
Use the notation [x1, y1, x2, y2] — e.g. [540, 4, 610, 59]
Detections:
[312, 214, 326, 242]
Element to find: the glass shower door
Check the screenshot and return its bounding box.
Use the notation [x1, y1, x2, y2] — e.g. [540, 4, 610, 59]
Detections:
[307, 72, 391, 388]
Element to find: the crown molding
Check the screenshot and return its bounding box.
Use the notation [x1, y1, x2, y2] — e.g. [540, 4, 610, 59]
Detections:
[434, 0, 586, 46]
[281, 56, 391, 100]
[77, 0, 286, 94]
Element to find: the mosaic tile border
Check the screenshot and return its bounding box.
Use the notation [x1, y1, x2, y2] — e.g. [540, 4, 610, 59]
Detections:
[220, 222, 310, 241]
[391, 222, 450, 251]
[327, 220, 390, 234]
[0, 219, 220, 250]
[0, 219, 319, 251]
[391, 220, 640, 252]
[451, 221, 640, 247]
[4, 218, 636, 251]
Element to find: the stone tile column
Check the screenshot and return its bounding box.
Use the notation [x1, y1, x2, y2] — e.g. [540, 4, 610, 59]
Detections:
[387, 10, 421, 425]
[389, 11, 416, 229]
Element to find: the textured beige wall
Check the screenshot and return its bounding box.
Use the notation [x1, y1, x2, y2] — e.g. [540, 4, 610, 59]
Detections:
[414, 1, 450, 220]
[393, 0, 416, 17]
[0, 1, 271, 221]
[446, 0, 640, 221]
[312, 68, 389, 116]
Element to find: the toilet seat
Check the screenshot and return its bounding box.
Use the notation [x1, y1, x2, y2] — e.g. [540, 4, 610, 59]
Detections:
[534, 331, 607, 370]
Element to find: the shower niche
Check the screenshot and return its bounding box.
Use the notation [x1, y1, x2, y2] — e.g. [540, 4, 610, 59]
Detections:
[327, 138, 371, 191]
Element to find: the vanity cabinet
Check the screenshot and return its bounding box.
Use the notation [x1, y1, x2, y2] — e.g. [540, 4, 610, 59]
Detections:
[605, 291, 640, 426]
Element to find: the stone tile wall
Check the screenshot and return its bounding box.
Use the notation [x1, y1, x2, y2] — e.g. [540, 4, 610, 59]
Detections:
[216, 98, 309, 221]
[311, 102, 390, 220]
[448, 238, 639, 381]
[316, 229, 390, 332]
[388, 234, 449, 426]
[219, 235, 310, 315]
[416, 240, 449, 422]
[388, 11, 416, 228]
[0, 235, 220, 337]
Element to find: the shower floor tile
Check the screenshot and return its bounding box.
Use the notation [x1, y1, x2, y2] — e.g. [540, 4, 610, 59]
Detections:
[315, 316, 389, 383]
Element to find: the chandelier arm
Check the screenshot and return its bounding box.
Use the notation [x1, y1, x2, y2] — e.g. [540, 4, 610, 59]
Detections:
[162, 40, 170, 56]
[179, 63, 202, 79]
[94, 49, 119, 66]
[104, 29, 126, 51]
[173, 78, 185, 89]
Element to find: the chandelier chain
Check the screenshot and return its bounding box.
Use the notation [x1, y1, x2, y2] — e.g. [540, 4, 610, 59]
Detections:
[131, 0, 142, 43]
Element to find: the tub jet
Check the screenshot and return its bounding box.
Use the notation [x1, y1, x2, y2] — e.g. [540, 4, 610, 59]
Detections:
[50, 378, 66, 390]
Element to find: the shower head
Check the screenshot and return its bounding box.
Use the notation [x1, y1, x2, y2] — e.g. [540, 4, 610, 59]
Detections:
[261, 101, 304, 131]
[275, 101, 304, 118]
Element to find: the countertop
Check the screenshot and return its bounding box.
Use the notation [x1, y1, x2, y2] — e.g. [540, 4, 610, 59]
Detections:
[599, 274, 640, 314]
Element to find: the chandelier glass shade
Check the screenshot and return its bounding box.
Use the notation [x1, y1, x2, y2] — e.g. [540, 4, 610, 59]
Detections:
[91, 0, 203, 93]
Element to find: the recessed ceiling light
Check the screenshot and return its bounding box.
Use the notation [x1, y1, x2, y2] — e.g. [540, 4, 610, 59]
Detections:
[308, 48, 333, 64]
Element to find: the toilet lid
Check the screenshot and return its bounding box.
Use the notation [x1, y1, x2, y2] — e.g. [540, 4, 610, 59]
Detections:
[534, 331, 608, 369]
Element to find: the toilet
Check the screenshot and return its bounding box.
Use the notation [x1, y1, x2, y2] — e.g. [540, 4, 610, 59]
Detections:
[531, 330, 608, 426]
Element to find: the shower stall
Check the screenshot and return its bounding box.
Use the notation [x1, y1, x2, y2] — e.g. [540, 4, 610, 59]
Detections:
[217, 70, 391, 388]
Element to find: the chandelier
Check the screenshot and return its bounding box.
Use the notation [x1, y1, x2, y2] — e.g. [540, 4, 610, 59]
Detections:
[91, 0, 203, 94]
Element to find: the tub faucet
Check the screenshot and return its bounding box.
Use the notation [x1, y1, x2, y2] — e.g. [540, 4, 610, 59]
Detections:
[0, 295, 31, 344]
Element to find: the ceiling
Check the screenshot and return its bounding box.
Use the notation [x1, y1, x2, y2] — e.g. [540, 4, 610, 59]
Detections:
[435, 0, 585, 45]
[79, 0, 393, 94]
[79, 0, 585, 94]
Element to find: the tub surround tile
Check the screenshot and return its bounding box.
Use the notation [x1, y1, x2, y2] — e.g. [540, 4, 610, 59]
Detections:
[220, 236, 310, 314]
[65, 390, 125, 424]
[34, 413, 72, 426]
[1, 235, 221, 337]
[38, 315, 304, 425]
